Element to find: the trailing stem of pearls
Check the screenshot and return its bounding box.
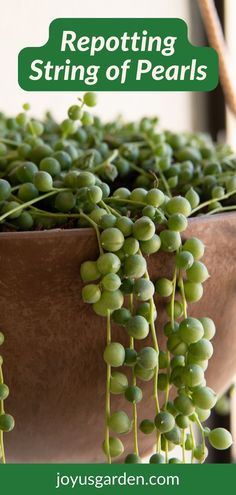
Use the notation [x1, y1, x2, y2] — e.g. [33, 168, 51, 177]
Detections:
[0, 332, 15, 464]
[129, 294, 139, 458]
[104, 311, 112, 464]
[80, 193, 233, 464]
[0, 365, 6, 464]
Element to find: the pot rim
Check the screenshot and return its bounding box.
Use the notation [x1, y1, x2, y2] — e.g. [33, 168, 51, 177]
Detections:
[0, 210, 235, 239]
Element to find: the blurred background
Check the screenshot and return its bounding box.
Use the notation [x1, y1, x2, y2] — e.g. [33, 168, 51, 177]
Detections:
[0, 0, 234, 141]
[0, 0, 235, 462]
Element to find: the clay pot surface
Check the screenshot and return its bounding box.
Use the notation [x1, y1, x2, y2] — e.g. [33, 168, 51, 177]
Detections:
[0, 212, 236, 463]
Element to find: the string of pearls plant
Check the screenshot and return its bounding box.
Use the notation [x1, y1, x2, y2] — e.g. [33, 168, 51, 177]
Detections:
[0, 93, 234, 464]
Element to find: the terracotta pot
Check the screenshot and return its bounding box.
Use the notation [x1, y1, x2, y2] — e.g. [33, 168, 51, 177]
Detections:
[0, 212, 236, 463]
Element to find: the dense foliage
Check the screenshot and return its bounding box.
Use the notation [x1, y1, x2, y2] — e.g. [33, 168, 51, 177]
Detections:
[0, 93, 234, 463]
